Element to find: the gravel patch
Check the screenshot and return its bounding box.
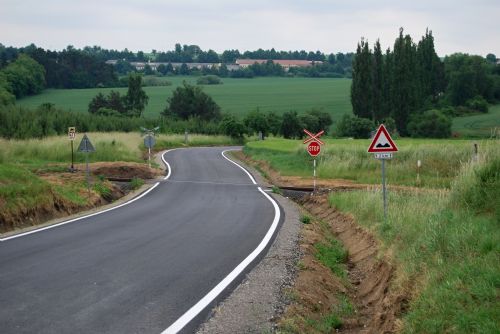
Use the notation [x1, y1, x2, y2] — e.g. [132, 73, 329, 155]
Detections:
[196, 152, 302, 334]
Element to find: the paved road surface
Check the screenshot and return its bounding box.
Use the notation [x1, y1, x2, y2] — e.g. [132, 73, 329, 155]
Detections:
[0, 147, 281, 333]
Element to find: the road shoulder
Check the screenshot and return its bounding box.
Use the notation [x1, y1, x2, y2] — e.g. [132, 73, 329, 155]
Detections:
[196, 152, 302, 334]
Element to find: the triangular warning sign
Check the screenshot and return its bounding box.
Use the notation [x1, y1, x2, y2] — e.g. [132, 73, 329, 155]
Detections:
[77, 134, 96, 153]
[368, 124, 398, 153]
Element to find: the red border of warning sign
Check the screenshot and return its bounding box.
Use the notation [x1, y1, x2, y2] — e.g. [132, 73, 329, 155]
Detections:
[368, 124, 398, 153]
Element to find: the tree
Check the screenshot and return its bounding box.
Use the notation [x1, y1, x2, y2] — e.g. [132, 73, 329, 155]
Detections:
[372, 40, 385, 121]
[391, 28, 418, 135]
[124, 73, 149, 116]
[88, 92, 108, 114]
[281, 111, 303, 139]
[407, 109, 451, 138]
[351, 38, 373, 119]
[336, 114, 374, 138]
[2, 54, 45, 98]
[219, 114, 246, 139]
[244, 109, 269, 138]
[163, 82, 221, 121]
[179, 63, 190, 75]
[266, 111, 282, 136]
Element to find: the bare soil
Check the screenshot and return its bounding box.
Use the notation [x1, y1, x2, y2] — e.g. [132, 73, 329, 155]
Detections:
[296, 195, 408, 333]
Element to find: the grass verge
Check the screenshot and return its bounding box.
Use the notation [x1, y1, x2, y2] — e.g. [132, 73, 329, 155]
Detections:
[328, 154, 500, 333]
[244, 137, 500, 188]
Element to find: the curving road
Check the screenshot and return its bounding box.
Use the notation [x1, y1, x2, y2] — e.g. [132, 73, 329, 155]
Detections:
[0, 147, 282, 334]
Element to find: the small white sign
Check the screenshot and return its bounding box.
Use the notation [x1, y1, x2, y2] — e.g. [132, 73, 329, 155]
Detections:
[374, 153, 393, 159]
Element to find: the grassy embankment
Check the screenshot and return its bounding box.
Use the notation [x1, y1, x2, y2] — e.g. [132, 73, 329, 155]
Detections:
[0, 132, 237, 231]
[17, 76, 352, 121]
[244, 138, 500, 333]
[244, 137, 495, 188]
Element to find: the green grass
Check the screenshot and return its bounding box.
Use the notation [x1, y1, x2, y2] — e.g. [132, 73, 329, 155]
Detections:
[314, 237, 348, 278]
[452, 104, 500, 138]
[244, 137, 500, 188]
[17, 77, 352, 120]
[328, 154, 500, 333]
[0, 132, 238, 167]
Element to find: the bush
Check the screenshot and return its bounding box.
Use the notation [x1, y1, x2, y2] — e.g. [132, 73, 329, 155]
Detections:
[466, 96, 489, 113]
[219, 114, 246, 139]
[407, 110, 452, 138]
[336, 114, 374, 138]
[196, 75, 222, 85]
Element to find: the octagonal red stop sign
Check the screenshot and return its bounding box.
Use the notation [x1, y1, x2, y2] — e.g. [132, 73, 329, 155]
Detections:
[307, 141, 321, 157]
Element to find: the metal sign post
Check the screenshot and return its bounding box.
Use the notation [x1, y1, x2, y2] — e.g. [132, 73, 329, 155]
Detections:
[77, 134, 96, 199]
[68, 127, 76, 171]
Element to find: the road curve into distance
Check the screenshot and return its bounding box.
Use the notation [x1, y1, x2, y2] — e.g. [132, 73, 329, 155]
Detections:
[0, 147, 282, 334]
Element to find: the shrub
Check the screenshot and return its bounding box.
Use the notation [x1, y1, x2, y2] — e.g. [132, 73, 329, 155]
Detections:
[196, 75, 222, 85]
[219, 114, 246, 139]
[336, 114, 374, 138]
[466, 95, 489, 113]
[407, 109, 452, 138]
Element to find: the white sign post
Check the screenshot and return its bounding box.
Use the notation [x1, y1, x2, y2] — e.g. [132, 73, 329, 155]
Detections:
[368, 124, 398, 221]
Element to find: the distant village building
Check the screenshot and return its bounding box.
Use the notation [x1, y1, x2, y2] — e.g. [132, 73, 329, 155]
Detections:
[235, 59, 321, 70]
[105, 59, 322, 72]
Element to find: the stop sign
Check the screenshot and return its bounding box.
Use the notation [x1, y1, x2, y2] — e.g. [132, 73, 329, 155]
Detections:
[307, 141, 321, 157]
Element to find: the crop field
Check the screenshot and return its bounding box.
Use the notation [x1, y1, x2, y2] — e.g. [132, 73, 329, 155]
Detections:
[17, 76, 352, 121]
[452, 104, 500, 137]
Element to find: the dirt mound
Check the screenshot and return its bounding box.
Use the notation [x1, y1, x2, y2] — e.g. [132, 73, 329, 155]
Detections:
[89, 162, 163, 180]
[1, 162, 159, 233]
[296, 195, 407, 333]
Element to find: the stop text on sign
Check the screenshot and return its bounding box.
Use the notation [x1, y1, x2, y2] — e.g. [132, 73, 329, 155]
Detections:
[307, 141, 321, 157]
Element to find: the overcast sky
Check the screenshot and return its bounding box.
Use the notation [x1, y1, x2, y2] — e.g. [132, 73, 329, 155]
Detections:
[1, 0, 499, 57]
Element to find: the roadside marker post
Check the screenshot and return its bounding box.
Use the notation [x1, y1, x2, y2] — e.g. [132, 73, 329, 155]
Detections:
[368, 124, 398, 221]
[68, 127, 76, 172]
[303, 129, 324, 193]
[77, 134, 96, 198]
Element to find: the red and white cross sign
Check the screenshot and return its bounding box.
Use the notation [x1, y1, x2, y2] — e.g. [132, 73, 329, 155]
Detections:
[303, 129, 325, 145]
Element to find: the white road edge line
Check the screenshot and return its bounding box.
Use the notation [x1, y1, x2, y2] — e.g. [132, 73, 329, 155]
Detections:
[0, 149, 176, 242]
[221, 149, 257, 185]
[162, 149, 281, 334]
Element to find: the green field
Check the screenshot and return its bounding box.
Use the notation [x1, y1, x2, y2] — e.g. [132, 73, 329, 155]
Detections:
[452, 104, 500, 137]
[17, 76, 352, 120]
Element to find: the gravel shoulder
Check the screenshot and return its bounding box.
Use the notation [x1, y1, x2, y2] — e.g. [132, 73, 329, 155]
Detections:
[196, 152, 302, 334]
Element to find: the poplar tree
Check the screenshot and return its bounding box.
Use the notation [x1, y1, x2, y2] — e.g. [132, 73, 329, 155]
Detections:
[372, 40, 385, 121]
[391, 28, 418, 135]
[351, 38, 373, 119]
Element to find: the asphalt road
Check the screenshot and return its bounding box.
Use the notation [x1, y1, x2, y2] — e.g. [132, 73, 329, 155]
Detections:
[0, 147, 281, 334]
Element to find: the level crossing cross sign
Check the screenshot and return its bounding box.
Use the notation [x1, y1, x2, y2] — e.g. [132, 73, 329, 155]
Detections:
[303, 129, 325, 145]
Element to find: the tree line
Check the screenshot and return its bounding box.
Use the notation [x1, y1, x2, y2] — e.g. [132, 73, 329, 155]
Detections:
[350, 28, 500, 138]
